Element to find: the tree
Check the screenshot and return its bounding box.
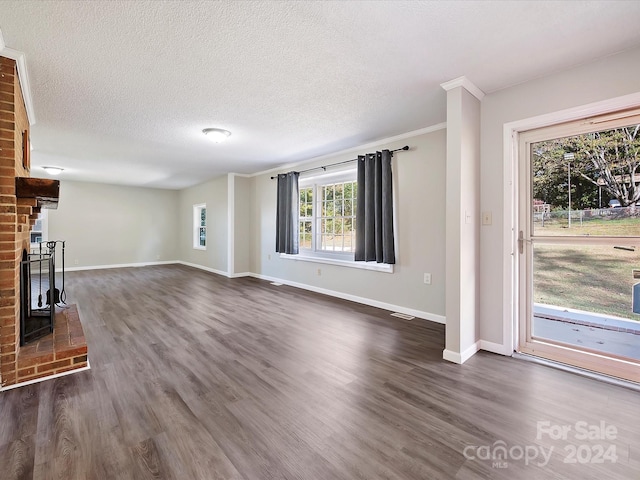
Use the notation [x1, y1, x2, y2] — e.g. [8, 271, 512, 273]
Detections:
[532, 144, 600, 210]
[572, 125, 640, 206]
[533, 123, 640, 208]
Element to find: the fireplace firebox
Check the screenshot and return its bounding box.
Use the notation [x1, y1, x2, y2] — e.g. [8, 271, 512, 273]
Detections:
[19, 247, 56, 345]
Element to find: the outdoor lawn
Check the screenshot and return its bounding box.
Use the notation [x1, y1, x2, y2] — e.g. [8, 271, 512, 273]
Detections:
[534, 214, 640, 321]
[534, 210, 640, 236]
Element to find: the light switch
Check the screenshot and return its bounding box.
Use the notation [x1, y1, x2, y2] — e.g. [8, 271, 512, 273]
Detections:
[482, 211, 492, 225]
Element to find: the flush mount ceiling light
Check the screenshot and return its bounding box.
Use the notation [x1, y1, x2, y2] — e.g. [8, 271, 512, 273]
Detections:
[202, 128, 231, 143]
[42, 166, 64, 175]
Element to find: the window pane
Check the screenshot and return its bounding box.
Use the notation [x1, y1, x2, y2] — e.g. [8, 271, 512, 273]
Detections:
[325, 200, 334, 216]
[299, 220, 312, 250]
[321, 234, 333, 251]
[199, 227, 206, 246]
[344, 182, 354, 198]
[344, 218, 353, 233]
[532, 122, 640, 237]
[334, 183, 343, 200]
[335, 199, 343, 216]
[325, 185, 334, 200]
[200, 208, 206, 227]
[299, 179, 358, 254]
[344, 199, 352, 216]
[314, 180, 358, 253]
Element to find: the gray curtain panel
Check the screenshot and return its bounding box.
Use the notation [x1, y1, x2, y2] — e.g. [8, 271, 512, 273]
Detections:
[275, 171, 300, 255]
[355, 150, 395, 264]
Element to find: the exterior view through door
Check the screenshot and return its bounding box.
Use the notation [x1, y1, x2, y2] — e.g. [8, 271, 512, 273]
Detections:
[518, 109, 640, 383]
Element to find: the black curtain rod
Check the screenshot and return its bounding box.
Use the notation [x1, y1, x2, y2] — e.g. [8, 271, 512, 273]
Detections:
[270, 145, 410, 179]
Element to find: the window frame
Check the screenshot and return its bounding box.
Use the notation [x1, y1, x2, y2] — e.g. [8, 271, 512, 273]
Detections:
[301, 169, 357, 261]
[280, 167, 393, 273]
[193, 203, 207, 250]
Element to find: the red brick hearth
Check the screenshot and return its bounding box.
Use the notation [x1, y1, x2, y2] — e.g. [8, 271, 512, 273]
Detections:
[0, 55, 88, 388]
[16, 305, 88, 383]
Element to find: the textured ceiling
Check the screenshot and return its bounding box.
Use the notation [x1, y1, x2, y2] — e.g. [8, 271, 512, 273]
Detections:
[1, 1, 639, 189]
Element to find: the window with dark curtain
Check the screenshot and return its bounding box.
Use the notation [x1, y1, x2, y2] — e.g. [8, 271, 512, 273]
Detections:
[355, 150, 395, 264]
[275, 171, 300, 255]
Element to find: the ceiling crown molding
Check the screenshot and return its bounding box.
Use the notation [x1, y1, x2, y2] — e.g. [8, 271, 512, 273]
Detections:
[0, 29, 36, 125]
[440, 76, 485, 101]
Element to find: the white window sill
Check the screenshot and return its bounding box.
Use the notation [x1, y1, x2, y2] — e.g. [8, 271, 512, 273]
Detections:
[193, 246, 206, 251]
[279, 253, 393, 273]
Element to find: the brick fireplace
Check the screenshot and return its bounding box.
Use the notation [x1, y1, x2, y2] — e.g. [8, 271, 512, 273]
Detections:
[0, 55, 87, 388]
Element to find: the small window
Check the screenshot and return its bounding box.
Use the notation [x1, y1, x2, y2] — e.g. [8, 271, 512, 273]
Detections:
[298, 170, 357, 259]
[193, 203, 206, 250]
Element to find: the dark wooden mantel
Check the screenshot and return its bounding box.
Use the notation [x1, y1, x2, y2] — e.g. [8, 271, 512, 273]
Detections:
[16, 177, 60, 209]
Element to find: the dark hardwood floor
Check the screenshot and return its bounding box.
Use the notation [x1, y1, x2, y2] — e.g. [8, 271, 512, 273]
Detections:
[1, 265, 638, 479]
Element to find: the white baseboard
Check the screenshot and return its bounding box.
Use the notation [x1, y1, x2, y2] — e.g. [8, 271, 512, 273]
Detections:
[0, 361, 91, 392]
[442, 340, 511, 364]
[442, 341, 480, 364]
[178, 261, 228, 277]
[229, 271, 252, 278]
[442, 349, 462, 364]
[247, 272, 446, 325]
[480, 340, 513, 356]
[60, 260, 178, 273]
[60, 261, 447, 327]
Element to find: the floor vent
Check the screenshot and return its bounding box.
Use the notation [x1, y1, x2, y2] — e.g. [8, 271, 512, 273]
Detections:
[391, 312, 415, 320]
[270, 282, 283, 286]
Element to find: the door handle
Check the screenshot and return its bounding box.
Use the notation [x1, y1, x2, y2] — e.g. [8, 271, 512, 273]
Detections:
[518, 230, 524, 254]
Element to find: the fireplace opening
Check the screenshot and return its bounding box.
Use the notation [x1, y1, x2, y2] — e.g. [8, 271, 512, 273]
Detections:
[20, 247, 55, 345]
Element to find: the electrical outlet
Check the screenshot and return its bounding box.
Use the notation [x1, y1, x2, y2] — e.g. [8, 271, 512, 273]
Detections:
[424, 273, 432, 284]
[482, 211, 492, 225]
[268, 254, 271, 260]
[317, 268, 322, 276]
[156, 255, 161, 260]
[74, 259, 79, 265]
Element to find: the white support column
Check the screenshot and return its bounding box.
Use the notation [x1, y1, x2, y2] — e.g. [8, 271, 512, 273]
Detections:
[227, 173, 235, 277]
[441, 76, 484, 364]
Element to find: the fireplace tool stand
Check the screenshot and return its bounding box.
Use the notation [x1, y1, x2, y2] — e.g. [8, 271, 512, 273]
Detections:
[19, 240, 68, 346]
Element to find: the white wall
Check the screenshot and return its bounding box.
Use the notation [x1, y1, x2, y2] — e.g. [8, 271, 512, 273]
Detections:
[480, 46, 640, 348]
[252, 128, 447, 321]
[47, 180, 179, 268]
[178, 175, 228, 273]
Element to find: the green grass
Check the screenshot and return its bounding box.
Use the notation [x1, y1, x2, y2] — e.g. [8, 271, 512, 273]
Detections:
[534, 216, 640, 321]
[535, 214, 640, 236]
[534, 244, 640, 320]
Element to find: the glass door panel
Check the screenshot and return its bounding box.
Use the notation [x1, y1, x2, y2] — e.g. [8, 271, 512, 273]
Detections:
[533, 243, 640, 361]
[519, 111, 640, 383]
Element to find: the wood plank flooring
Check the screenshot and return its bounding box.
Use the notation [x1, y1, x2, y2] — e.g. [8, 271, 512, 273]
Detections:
[1, 264, 638, 479]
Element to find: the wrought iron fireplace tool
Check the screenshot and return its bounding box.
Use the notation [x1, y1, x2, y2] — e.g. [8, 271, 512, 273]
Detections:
[59, 241, 67, 304]
[44, 240, 67, 308]
[37, 241, 43, 307]
[45, 241, 60, 306]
